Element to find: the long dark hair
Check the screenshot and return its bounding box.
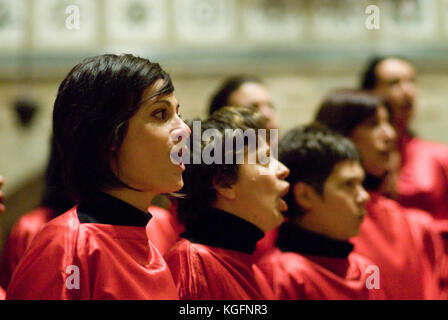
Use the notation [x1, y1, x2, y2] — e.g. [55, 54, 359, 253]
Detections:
[40, 136, 76, 216]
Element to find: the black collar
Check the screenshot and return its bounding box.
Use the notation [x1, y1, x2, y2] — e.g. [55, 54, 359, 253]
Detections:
[181, 207, 264, 254]
[77, 192, 152, 227]
[276, 222, 353, 258]
[363, 173, 384, 192]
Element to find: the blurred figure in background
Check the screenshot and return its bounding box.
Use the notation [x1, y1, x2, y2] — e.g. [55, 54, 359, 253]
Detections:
[362, 57, 448, 221]
[0, 137, 76, 290]
[316, 90, 447, 299]
[209, 75, 278, 130]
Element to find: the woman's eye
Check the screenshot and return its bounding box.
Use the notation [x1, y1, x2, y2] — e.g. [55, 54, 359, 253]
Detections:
[153, 109, 166, 120]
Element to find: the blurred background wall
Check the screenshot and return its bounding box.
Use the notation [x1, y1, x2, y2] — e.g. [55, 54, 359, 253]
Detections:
[1, 0, 448, 250]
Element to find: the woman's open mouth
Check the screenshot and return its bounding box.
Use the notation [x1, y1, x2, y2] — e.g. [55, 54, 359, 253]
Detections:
[278, 185, 290, 212]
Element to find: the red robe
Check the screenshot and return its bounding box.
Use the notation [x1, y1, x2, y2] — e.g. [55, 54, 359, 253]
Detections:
[6, 208, 179, 300]
[165, 238, 275, 300]
[252, 228, 279, 262]
[0, 207, 54, 289]
[259, 248, 387, 300]
[405, 208, 448, 299]
[0, 205, 182, 290]
[351, 191, 443, 299]
[397, 135, 448, 220]
[146, 206, 184, 256]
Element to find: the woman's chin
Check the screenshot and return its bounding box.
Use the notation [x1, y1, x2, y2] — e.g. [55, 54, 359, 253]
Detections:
[169, 178, 184, 193]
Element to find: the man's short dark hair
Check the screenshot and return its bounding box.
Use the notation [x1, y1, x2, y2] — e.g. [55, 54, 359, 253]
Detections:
[178, 106, 268, 228]
[53, 54, 173, 201]
[315, 89, 383, 137]
[208, 75, 264, 115]
[279, 123, 360, 218]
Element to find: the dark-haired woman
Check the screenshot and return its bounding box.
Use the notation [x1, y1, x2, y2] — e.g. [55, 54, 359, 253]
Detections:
[0, 138, 181, 289]
[316, 90, 448, 299]
[7, 54, 190, 300]
[361, 56, 448, 221]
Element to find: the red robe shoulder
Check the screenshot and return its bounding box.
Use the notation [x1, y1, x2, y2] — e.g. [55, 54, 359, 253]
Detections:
[6, 208, 179, 300]
[397, 136, 448, 220]
[258, 248, 387, 300]
[0, 205, 183, 290]
[164, 238, 275, 300]
[351, 192, 444, 299]
[0, 207, 54, 289]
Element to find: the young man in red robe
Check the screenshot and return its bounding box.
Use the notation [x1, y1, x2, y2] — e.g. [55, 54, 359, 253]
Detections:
[316, 90, 448, 299]
[258, 123, 388, 299]
[165, 106, 290, 300]
[6, 54, 191, 299]
[362, 56, 448, 221]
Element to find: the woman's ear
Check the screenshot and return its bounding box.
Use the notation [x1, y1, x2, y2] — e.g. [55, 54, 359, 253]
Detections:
[293, 182, 318, 212]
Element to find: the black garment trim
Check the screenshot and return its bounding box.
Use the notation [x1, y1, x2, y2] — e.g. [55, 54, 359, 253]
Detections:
[363, 173, 384, 192]
[276, 222, 353, 258]
[181, 207, 264, 254]
[77, 192, 152, 227]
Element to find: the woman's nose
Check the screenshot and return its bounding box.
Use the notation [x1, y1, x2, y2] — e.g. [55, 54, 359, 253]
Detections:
[276, 160, 290, 180]
[172, 118, 191, 143]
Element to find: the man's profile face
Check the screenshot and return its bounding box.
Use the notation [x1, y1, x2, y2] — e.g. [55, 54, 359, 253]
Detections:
[372, 58, 416, 132]
[297, 160, 370, 241]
